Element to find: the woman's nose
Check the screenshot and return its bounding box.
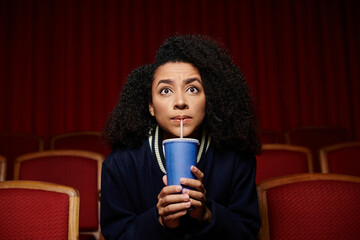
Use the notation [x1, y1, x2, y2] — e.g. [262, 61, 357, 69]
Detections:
[174, 93, 188, 110]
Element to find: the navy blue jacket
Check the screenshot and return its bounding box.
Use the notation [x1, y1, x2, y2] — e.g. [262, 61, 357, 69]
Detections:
[100, 139, 260, 239]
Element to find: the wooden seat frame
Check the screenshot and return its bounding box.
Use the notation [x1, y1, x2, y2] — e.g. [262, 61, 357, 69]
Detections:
[260, 143, 314, 173]
[257, 173, 360, 240]
[0, 155, 6, 181]
[319, 141, 360, 174]
[13, 150, 103, 239]
[0, 180, 80, 240]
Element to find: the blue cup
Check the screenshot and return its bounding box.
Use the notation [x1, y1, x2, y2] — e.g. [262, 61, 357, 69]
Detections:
[163, 138, 199, 188]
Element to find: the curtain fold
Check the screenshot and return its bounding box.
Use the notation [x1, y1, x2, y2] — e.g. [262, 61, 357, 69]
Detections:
[1, 0, 359, 143]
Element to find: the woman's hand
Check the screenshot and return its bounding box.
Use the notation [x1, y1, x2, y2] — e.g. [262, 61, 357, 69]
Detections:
[157, 175, 191, 229]
[181, 166, 212, 223]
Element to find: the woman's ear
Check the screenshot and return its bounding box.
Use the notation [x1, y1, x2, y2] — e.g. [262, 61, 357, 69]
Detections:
[148, 102, 155, 116]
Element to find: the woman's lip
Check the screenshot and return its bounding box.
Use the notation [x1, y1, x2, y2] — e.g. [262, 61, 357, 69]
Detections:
[171, 117, 191, 124]
[172, 115, 191, 120]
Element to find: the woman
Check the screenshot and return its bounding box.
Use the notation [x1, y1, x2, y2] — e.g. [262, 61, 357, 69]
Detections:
[101, 35, 261, 239]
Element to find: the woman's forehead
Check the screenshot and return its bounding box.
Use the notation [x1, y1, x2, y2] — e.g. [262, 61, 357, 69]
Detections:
[154, 62, 200, 79]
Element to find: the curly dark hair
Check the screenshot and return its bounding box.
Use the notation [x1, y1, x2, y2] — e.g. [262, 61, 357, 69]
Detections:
[103, 35, 260, 154]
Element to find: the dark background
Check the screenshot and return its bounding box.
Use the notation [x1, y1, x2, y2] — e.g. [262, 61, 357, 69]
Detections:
[1, 0, 359, 145]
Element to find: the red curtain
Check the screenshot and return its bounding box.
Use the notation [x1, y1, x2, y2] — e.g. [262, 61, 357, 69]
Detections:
[1, 0, 359, 145]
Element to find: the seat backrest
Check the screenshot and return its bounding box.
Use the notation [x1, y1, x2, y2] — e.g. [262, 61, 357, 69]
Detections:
[0, 133, 44, 180]
[0, 155, 6, 181]
[14, 150, 103, 237]
[260, 129, 282, 144]
[319, 141, 360, 177]
[284, 125, 349, 172]
[50, 131, 110, 158]
[257, 173, 360, 240]
[256, 144, 313, 183]
[0, 180, 79, 240]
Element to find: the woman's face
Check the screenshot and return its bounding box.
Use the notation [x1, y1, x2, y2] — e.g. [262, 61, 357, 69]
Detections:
[149, 62, 206, 140]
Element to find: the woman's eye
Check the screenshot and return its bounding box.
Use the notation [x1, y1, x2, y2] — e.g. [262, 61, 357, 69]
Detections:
[187, 86, 199, 94]
[160, 88, 172, 95]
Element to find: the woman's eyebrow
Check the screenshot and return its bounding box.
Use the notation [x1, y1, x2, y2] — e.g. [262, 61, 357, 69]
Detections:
[184, 77, 202, 85]
[156, 77, 202, 87]
[156, 79, 174, 87]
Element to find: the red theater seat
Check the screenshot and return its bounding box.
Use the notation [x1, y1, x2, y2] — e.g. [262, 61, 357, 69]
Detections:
[256, 144, 313, 183]
[0, 133, 44, 180]
[257, 174, 360, 240]
[14, 150, 104, 239]
[284, 125, 349, 172]
[320, 141, 360, 177]
[50, 131, 110, 158]
[0, 180, 79, 240]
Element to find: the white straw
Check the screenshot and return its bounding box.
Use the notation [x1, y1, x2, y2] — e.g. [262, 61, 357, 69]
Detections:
[180, 119, 183, 138]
